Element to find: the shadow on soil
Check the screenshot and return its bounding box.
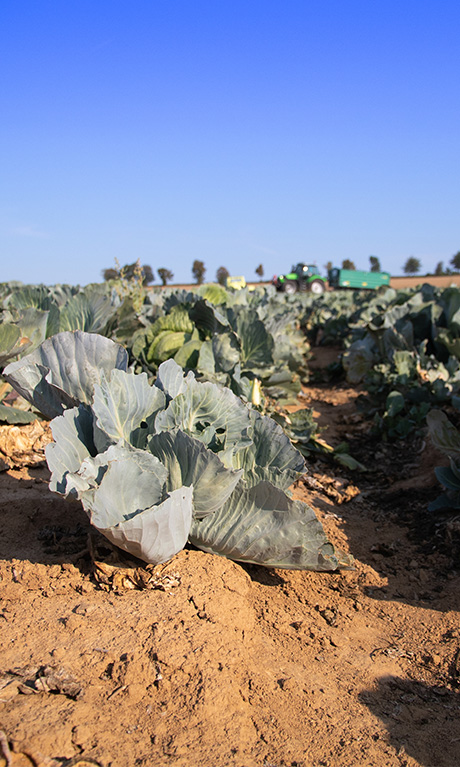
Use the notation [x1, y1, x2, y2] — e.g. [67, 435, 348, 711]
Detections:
[1, 457, 459, 611]
[359, 676, 460, 767]
[0, 467, 93, 566]
[0, 468, 287, 587]
[336, 482, 460, 614]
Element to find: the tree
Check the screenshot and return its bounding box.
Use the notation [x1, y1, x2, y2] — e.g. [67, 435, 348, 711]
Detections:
[450, 252, 460, 272]
[434, 261, 444, 276]
[369, 256, 381, 272]
[216, 266, 230, 286]
[403, 257, 421, 275]
[192, 260, 206, 285]
[139, 265, 154, 285]
[342, 259, 356, 270]
[102, 268, 119, 281]
[102, 261, 154, 285]
[255, 264, 264, 280]
[157, 268, 174, 286]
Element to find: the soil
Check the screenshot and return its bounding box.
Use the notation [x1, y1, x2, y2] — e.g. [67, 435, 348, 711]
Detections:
[1, 348, 459, 767]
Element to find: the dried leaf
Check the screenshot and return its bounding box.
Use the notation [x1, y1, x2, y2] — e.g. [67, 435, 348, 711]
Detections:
[0, 422, 52, 470]
[302, 473, 360, 504]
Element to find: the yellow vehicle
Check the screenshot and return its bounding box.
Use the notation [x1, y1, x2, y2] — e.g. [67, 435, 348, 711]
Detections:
[226, 275, 247, 290]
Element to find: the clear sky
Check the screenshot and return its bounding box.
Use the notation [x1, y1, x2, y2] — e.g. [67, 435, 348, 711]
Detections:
[1, 1, 459, 286]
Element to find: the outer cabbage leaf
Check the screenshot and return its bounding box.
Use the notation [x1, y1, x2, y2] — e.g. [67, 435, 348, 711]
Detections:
[91, 487, 193, 565]
[80, 446, 192, 564]
[58, 291, 117, 334]
[148, 429, 243, 517]
[212, 331, 241, 373]
[342, 338, 376, 384]
[189, 299, 230, 335]
[81, 444, 190, 564]
[426, 409, 460, 459]
[232, 412, 305, 490]
[189, 481, 349, 570]
[436, 329, 460, 359]
[51, 437, 191, 565]
[4, 331, 128, 419]
[173, 339, 202, 369]
[196, 283, 229, 305]
[236, 309, 274, 368]
[4, 286, 55, 311]
[92, 369, 166, 448]
[0, 323, 22, 366]
[196, 340, 216, 376]
[46, 405, 97, 497]
[0, 404, 39, 424]
[155, 370, 252, 456]
[80, 446, 168, 529]
[154, 358, 196, 400]
[385, 391, 405, 418]
[14, 307, 57, 352]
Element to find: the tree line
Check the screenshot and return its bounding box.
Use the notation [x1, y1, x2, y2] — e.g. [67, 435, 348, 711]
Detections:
[103, 253, 460, 286]
[102, 261, 265, 286]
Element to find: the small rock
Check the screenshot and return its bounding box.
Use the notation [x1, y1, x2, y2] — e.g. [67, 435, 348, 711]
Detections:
[73, 603, 97, 616]
[329, 635, 348, 648]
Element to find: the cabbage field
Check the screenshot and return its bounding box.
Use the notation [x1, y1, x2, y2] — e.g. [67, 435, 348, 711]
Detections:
[0, 278, 459, 767]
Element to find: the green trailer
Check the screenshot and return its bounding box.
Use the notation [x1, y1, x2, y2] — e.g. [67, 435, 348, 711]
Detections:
[328, 267, 391, 290]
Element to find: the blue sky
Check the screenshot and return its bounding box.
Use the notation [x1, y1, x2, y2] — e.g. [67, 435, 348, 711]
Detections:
[1, 1, 459, 285]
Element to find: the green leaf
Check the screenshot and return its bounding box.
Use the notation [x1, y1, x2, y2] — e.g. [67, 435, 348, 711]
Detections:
[0, 323, 25, 366]
[233, 412, 305, 490]
[0, 403, 39, 424]
[94, 486, 193, 564]
[237, 310, 274, 367]
[151, 305, 194, 334]
[189, 481, 351, 570]
[189, 299, 230, 336]
[435, 464, 460, 491]
[196, 283, 229, 305]
[173, 339, 202, 369]
[81, 445, 168, 528]
[155, 375, 253, 458]
[342, 339, 375, 384]
[79, 444, 192, 564]
[154, 358, 196, 400]
[58, 291, 116, 334]
[92, 369, 166, 448]
[4, 331, 128, 419]
[148, 429, 243, 517]
[46, 405, 96, 497]
[196, 340, 216, 376]
[212, 331, 241, 373]
[385, 391, 405, 417]
[427, 409, 460, 459]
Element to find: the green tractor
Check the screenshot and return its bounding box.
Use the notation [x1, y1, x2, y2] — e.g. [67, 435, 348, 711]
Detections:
[272, 263, 327, 295]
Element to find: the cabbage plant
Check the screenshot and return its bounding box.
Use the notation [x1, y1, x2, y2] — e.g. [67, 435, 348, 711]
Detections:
[4, 330, 350, 571]
[426, 409, 460, 511]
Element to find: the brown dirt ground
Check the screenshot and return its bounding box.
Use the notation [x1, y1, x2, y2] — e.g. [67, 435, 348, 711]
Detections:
[1, 349, 459, 767]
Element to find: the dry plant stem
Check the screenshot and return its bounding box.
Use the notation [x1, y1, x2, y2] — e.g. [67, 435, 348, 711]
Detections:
[0, 731, 12, 767]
